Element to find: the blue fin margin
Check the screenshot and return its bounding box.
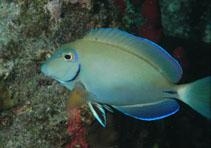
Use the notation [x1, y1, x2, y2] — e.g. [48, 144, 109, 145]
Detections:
[112, 99, 180, 121]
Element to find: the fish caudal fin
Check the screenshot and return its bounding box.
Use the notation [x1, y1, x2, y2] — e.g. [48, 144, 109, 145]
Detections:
[178, 77, 211, 119]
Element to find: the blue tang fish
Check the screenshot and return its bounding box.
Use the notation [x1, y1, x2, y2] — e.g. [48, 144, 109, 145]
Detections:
[41, 28, 211, 127]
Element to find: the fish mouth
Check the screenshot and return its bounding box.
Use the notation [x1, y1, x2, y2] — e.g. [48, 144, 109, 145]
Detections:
[64, 64, 81, 83]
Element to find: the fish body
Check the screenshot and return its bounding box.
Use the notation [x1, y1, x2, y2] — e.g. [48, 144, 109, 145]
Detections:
[70, 39, 174, 105]
[41, 28, 211, 127]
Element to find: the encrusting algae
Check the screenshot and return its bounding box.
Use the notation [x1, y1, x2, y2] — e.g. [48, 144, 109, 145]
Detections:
[0, 82, 14, 111]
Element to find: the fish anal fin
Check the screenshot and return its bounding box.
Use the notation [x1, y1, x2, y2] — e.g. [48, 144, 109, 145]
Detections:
[112, 99, 180, 121]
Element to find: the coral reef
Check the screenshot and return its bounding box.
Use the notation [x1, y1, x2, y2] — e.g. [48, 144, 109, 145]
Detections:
[113, 0, 163, 42]
[0, 82, 14, 111]
[160, 0, 211, 43]
[113, 0, 126, 15]
[0, 59, 14, 80]
[44, 0, 62, 22]
[65, 84, 92, 148]
[0, 0, 210, 148]
[172, 46, 189, 69]
[0, 1, 20, 49]
[67, 107, 88, 148]
[139, 0, 163, 43]
[0, 0, 119, 147]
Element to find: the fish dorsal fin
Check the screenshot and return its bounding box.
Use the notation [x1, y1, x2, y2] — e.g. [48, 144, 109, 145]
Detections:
[83, 28, 183, 83]
[88, 102, 106, 127]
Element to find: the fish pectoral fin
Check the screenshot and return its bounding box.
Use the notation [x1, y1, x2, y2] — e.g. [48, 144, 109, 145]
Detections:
[112, 99, 180, 121]
[88, 102, 106, 127]
[103, 104, 114, 113]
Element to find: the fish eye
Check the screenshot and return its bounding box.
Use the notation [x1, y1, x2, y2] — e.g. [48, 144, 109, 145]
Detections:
[63, 53, 73, 61]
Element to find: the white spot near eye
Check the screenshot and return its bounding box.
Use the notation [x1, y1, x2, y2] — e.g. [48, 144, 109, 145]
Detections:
[46, 53, 52, 58]
[63, 53, 73, 61]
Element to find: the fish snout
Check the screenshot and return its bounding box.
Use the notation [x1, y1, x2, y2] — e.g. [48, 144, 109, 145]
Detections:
[41, 63, 50, 76]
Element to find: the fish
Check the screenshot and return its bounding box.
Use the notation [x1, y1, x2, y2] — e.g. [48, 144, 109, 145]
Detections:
[41, 28, 211, 127]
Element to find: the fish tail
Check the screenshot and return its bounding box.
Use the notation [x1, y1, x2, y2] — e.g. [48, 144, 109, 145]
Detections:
[177, 76, 211, 119]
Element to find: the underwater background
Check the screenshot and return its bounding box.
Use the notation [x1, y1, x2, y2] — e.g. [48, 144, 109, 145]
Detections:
[0, 0, 211, 148]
